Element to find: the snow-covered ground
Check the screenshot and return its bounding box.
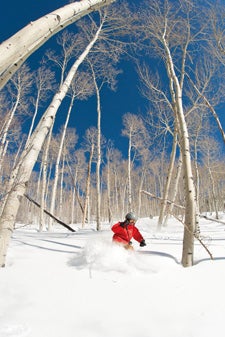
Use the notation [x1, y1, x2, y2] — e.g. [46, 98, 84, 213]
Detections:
[1, 215, 225, 337]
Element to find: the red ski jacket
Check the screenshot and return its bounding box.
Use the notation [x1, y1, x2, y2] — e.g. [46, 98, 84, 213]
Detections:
[111, 221, 144, 245]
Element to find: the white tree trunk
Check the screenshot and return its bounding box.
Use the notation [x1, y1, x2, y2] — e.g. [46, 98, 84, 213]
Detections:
[25, 92, 40, 147]
[96, 81, 102, 231]
[59, 155, 65, 220]
[0, 0, 116, 90]
[39, 126, 53, 232]
[138, 169, 146, 217]
[163, 153, 183, 227]
[71, 187, 75, 224]
[0, 91, 20, 173]
[90, 64, 102, 231]
[82, 144, 94, 228]
[127, 131, 132, 210]
[157, 129, 178, 230]
[48, 96, 74, 231]
[114, 171, 119, 216]
[163, 36, 197, 267]
[208, 166, 219, 219]
[106, 161, 112, 223]
[0, 21, 104, 267]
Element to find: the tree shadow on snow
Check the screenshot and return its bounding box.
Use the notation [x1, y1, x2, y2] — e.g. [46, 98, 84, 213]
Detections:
[138, 250, 180, 264]
[194, 256, 225, 265]
[12, 238, 82, 254]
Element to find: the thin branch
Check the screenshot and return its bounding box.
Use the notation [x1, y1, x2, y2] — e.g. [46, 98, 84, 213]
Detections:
[141, 190, 215, 260]
[173, 213, 213, 260]
[186, 72, 225, 145]
[141, 190, 185, 209]
[200, 214, 225, 225]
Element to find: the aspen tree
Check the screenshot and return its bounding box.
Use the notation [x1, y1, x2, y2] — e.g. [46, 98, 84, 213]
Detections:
[137, 0, 202, 266]
[82, 128, 97, 227]
[0, 16, 105, 267]
[48, 71, 92, 230]
[122, 113, 148, 211]
[0, 65, 33, 173]
[0, 0, 116, 90]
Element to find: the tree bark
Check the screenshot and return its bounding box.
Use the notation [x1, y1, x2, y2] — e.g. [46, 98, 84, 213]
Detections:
[163, 153, 183, 227]
[162, 35, 197, 267]
[157, 128, 178, 230]
[40, 128, 53, 232]
[0, 85, 21, 176]
[82, 144, 94, 227]
[90, 65, 102, 231]
[48, 95, 74, 231]
[127, 131, 132, 211]
[0, 0, 116, 90]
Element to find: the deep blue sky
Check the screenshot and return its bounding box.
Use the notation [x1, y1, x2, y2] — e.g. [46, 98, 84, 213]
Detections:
[1, 0, 145, 156]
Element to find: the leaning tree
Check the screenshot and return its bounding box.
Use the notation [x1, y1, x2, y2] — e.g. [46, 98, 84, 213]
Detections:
[0, 0, 116, 90]
[0, 0, 116, 268]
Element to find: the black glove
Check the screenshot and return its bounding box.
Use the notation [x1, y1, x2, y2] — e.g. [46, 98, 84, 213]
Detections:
[140, 239, 146, 247]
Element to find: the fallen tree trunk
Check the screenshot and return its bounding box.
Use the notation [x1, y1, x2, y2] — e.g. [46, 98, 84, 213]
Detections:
[24, 194, 76, 232]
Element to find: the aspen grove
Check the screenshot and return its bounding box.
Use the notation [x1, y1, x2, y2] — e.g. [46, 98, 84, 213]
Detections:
[0, 0, 225, 267]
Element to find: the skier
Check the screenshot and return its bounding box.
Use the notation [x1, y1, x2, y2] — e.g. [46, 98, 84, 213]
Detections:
[111, 212, 146, 250]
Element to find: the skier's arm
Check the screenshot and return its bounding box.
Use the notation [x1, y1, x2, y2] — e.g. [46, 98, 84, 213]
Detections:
[133, 226, 146, 245]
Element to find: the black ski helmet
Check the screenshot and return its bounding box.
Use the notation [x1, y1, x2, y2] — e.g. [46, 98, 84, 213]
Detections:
[125, 212, 137, 222]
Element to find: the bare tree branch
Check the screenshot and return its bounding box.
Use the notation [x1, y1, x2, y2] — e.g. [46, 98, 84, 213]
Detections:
[0, 0, 116, 89]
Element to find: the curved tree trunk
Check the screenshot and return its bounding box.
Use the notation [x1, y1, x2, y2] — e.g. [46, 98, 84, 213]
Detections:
[0, 0, 116, 90]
